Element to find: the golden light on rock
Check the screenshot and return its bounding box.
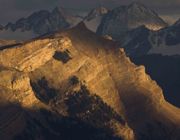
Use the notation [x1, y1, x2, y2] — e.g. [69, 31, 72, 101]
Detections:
[0, 23, 179, 140]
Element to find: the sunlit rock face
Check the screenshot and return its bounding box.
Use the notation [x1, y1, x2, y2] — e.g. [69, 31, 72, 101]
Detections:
[97, 2, 167, 39]
[0, 23, 179, 140]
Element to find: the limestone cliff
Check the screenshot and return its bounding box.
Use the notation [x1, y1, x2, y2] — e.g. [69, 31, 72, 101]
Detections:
[0, 23, 179, 140]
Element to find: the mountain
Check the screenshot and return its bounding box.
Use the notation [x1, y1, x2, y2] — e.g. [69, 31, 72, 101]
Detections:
[97, 2, 168, 39]
[5, 7, 70, 34]
[121, 18, 180, 57]
[118, 18, 180, 107]
[0, 23, 179, 140]
[83, 7, 108, 32]
[0, 6, 108, 41]
[0, 2, 168, 41]
[0, 7, 82, 41]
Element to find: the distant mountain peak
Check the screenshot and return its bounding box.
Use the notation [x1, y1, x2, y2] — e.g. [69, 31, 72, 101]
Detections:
[97, 2, 167, 39]
[3, 8, 71, 35]
[85, 6, 108, 21]
[0, 24, 180, 140]
[128, 1, 160, 16]
[128, 1, 151, 13]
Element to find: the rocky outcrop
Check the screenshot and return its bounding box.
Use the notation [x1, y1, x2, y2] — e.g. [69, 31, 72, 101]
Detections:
[0, 68, 39, 107]
[0, 23, 179, 140]
[0, 37, 72, 72]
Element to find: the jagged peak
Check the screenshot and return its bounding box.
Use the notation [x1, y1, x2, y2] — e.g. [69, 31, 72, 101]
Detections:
[128, 1, 153, 13]
[5, 7, 67, 27]
[85, 6, 108, 21]
[113, 1, 158, 17]
[127, 1, 161, 17]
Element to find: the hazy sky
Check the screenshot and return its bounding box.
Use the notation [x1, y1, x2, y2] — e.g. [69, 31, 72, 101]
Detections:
[0, 0, 179, 25]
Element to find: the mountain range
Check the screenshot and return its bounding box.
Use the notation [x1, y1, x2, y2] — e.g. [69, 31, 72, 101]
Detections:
[0, 2, 180, 139]
[121, 18, 180, 57]
[0, 2, 179, 107]
[0, 23, 180, 140]
[0, 7, 82, 40]
[0, 2, 168, 41]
